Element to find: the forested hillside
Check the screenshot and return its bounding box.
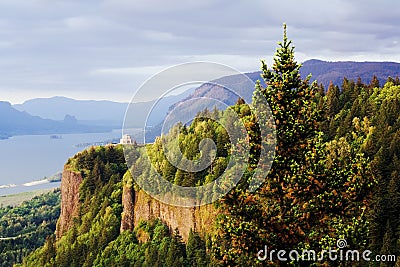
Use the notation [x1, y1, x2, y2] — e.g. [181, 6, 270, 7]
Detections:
[19, 28, 400, 266]
[323, 76, 400, 260]
[301, 59, 400, 89]
[0, 190, 60, 267]
[20, 145, 211, 266]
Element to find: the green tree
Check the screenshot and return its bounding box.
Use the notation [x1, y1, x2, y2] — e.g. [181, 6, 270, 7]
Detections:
[324, 82, 341, 138]
[326, 81, 341, 118]
[165, 230, 186, 267]
[213, 24, 374, 266]
[187, 229, 208, 267]
[341, 77, 355, 109]
[369, 75, 380, 89]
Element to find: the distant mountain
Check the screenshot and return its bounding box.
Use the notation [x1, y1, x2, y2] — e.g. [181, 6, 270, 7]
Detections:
[14, 97, 128, 127]
[0, 101, 111, 139]
[168, 71, 262, 110]
[143, 59, 400, 142]
[14, 90, 194, 129]
[10, 59, 400, 141]
[143, 72, 262, 142]
[301, 59, 400, 88]
[170, 59, 400, 109]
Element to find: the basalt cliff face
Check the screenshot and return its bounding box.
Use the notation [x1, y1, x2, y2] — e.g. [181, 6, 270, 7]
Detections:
[56, 168, 83, 238]
[57, 165, 216, 242]
[120, 183, 217, 241]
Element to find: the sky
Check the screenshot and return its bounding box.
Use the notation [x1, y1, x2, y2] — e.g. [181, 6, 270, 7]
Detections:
[0, 0, 399, 104]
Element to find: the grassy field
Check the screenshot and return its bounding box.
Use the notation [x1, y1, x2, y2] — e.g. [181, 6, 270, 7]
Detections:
[0, 188, 59, 207]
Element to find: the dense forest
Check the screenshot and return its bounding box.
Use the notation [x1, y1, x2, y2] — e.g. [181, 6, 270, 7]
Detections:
[0, 190, 60, 267]
[17, 28, 400, 266]
[19, 145, 211, 267]
[323, 75, 400, 261]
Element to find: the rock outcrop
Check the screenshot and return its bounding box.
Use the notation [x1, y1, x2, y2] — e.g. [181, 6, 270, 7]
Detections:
[120, 183, 217, 241]
[57, 164, 217, 242]
[120, 183, 135, 232]
[56, 168, 83, 238]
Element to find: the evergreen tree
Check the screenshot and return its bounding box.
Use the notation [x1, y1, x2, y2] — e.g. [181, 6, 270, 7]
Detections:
[326, 81, 341, 118]
[165, 229, 186, 267]
[255, 22, 325, 249]
[369, 75, 380, 89]
[324, 82, 341, 138]
[316, 83, 325, 111]
[143, 245, 161, 267]
[187, 229, 208, 267]
[213, 24, 374, 266]
[341, 77, 355, 109]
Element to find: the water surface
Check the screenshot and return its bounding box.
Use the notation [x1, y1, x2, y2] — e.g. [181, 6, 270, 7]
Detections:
[0, 129, 130, 195]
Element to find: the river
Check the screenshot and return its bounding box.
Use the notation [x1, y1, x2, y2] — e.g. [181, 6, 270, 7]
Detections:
[0, 129, 131, 196]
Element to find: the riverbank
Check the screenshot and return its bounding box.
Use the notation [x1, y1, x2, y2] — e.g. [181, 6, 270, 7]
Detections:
[0, 188, 59, 207]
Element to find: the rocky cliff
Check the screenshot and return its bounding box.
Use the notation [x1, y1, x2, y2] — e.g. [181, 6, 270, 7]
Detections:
[56, 168, 83, 238]
[57, 163, 217, 242]
[120, 182, 217, 241]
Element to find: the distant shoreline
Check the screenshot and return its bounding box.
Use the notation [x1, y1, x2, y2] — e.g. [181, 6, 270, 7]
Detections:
[0, 128, 117, 141]
[0, 184, 17, 189]
[0, 135, 10, 140]
[0, 172, 62, 197]
[0, 188, 60, 207]
[22, 179, 50, 187]
[20, 172, 62, 187]
[0, 181, 61, 197]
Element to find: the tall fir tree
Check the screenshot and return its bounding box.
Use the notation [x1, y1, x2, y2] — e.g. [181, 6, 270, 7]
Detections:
[213, 24, 374, 266]
[255, 22, 325, 249]
[369, 75, 380, 90]
[326, 81, 341, 118]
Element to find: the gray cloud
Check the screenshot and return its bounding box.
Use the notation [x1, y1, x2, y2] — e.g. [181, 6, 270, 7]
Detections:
[0, 0, 399, 103]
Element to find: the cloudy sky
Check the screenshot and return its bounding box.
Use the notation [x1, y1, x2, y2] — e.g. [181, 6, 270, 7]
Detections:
[0, 0, 399, 104]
